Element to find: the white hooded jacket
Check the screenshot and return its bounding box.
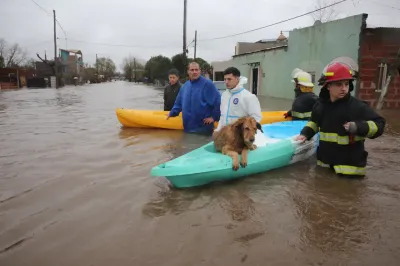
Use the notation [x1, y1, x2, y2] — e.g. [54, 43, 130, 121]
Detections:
[215, 76, 262, 131]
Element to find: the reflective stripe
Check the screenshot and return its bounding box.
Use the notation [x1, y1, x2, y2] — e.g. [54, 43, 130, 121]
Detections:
[333, 165, 366, 176]
[317, 160, 366, 175]
[297, 77, 309, 82]
[306, 121, 318, 133]
[317, 160, 330, 168]
[292, 111, 311, 119]
[320, 132, 365, 145]
[325, 70, 352, 76]
[366, 121, 378, 138]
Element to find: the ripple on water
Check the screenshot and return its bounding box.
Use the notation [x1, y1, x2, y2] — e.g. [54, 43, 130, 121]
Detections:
[1, 84, 400, 265]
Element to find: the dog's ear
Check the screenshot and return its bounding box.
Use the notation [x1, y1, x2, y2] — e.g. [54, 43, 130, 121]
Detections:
[256, 122, 264, 133]
[234, 118, 245, 128]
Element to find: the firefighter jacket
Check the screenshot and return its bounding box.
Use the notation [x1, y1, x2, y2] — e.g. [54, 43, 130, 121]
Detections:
[287, 90, 318, 120]
[300, 88, 386, 176]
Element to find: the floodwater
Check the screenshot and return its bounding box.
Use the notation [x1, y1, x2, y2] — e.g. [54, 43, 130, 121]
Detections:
[0, 81, 399, 266]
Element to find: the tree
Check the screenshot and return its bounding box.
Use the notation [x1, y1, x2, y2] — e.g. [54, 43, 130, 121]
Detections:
[310, 0, 339, 23]
[95, 57, 116, 79]
[171, 53, 186, 76]
[122, 56, 145, 82]
[171, 53, 211, 77]
[144, 55, 172, 82]
[22, 58, 36, 70]
[0, 38, 27, 67]
[190, 57, 211, 74]
[0, 55, 4, 68]
[82, 64, 97, 83]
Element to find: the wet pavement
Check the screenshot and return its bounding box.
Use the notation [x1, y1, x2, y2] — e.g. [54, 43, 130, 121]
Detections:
[0, 81, 399, 265]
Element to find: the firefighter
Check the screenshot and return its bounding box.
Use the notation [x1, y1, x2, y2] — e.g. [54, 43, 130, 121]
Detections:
[295, 62, 386, 177]
[284, 69, 318, 120]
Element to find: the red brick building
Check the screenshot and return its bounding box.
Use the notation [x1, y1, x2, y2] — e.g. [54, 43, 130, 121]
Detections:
[357, 27, 400, 109]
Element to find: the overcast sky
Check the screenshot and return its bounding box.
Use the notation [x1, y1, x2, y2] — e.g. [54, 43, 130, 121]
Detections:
[1, 0, 399, 71]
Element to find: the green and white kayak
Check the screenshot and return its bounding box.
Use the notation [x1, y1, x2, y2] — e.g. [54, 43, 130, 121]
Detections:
[151, 121, 319, 188]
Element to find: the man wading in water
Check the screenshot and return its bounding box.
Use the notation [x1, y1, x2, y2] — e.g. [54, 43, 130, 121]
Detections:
[163, 69, 181, 111]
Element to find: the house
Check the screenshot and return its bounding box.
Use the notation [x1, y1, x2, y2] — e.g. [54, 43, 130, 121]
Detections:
[0, 67, 37, 89]
[60, 49, 84, 84]
[235, 31, 288, 56]
[230, 13, 400, 109]
[211, 32, 288, 83]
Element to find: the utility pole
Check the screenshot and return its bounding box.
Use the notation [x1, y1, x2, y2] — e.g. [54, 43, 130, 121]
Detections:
[194, 30, 197, 60]
[96, 53, 98, 76]
[53, 10, 58, 89]
[133, 57, 137, 82]
[183, 0, 187, 77]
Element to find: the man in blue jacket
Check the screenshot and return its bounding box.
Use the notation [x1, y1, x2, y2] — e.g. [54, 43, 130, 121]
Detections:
[167, 62, 221, 135]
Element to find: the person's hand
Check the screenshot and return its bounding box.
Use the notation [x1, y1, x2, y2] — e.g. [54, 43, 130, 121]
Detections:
[295, 134, 307, 143]
[203, 117, 214, 125]
[283, 112, 290, 119]
[343, 122, 357, 134]
[166, 113, 171, 120]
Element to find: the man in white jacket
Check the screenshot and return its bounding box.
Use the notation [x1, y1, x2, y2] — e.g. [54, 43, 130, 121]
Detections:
[214, 67, 262, 132]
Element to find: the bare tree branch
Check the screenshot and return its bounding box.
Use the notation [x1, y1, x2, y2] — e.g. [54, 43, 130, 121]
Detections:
[36, 53, 53, 65]
[0, 40, 28, 67]
[0, 38, 6, 58]
[310, 0, 340, 23]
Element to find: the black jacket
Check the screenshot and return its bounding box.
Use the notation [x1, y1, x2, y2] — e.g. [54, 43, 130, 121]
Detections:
[287, 90, 318, 120]
[300, 87, 386, 176]
[163, 82, 181, 111]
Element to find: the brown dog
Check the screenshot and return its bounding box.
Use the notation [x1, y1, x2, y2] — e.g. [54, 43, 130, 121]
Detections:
[213, 116, 263, 171]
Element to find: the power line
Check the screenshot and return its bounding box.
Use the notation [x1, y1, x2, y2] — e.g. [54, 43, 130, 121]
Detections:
[30, 0, 67, 37]
[198, 0, 349, 42]
[67, 38, 182, 49]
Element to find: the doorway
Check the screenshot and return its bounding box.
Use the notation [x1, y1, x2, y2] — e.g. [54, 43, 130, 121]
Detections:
[252, 67, 259, 95]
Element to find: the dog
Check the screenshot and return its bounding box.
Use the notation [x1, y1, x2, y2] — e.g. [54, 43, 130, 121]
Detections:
[213, 116, 263, 171]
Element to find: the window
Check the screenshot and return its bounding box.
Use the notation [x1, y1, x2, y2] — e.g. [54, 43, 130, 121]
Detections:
[214, 71, 224, 81]
[307, 71, 316, 84]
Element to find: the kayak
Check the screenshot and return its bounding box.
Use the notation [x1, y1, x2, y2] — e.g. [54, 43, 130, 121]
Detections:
[150, 120, 319, 188]
[116, 108, 290, 130]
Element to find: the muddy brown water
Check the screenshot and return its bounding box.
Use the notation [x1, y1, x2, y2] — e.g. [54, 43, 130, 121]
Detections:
[0, 81, 399, 266]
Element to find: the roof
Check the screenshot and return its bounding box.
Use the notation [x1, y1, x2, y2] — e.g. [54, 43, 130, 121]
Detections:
[255, 39, 276, 43]
[59, 49, 82, 55]
[232, 45, 288, 58]
[277, 31, 287, 41]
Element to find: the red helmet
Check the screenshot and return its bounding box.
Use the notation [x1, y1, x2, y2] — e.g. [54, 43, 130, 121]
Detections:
[323, 62, 354, 83]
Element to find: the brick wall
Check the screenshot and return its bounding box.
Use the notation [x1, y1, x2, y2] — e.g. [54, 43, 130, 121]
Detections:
[358, 28, 400, 109]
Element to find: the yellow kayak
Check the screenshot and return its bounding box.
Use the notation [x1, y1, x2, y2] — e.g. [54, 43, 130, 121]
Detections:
[116, 108, 290, 129]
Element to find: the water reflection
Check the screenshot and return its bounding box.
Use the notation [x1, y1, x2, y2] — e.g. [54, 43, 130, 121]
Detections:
[290, 167, 370, 252]
[142, 187, 208, 218]
[217, 186, 256, 222]
[0, 103, 7, 112]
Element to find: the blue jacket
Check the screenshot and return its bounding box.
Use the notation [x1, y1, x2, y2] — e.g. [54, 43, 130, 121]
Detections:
[169, 76, 221, 134]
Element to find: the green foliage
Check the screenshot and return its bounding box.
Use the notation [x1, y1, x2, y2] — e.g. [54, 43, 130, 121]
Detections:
[94, 57, 116, 78]
[171, 53, 186, 76]
[144, 55, 172, 82]
[171, 53, 211, 76]
[122, 56, 145, 82]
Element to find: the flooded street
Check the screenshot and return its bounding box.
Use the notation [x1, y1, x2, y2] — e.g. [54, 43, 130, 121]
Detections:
[1, 81, 400, 265]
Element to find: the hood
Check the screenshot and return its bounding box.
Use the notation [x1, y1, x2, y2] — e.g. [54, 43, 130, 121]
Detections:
[229, 76, 248, 93]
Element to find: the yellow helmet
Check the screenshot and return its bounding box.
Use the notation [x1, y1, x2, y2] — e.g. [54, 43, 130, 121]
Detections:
[292, 70, 314, 87]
